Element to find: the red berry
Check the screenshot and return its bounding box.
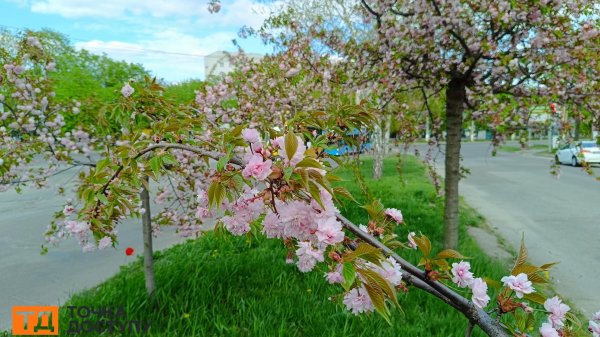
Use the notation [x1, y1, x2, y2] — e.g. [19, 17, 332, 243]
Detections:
[125, 247, 134, 256]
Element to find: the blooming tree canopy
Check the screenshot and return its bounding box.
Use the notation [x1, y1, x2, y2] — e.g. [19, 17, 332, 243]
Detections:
[2, 5, 600, 336]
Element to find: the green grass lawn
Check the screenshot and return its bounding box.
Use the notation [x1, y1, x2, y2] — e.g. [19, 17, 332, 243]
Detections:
[10, 156, 512, 337]
[499, 144, 552, 153]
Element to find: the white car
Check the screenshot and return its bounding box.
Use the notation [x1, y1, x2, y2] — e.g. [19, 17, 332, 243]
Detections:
[555, 140, 600, 166]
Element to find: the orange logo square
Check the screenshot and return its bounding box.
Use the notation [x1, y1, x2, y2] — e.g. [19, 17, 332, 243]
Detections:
[12, 306, 59, 335]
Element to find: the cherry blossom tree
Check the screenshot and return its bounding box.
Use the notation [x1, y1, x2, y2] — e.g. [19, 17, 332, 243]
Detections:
[3, 8, 600, 337]
[348, 0, 600, 249]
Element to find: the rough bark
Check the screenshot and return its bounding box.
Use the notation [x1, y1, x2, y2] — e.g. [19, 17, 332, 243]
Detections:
[141, 177, 156, 296]
[444, 78, 465, 250]
[372, 119, 384, 179]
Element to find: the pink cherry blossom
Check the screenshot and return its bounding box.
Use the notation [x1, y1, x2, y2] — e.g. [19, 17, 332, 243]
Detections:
[590, 320, 600, 337]
[296, 241, 324, 261]
[315, 216, 344, 245]
[592, 311, 600, 321]
[242, 128, 262, 147]
[451, 261, 474, 288]
[63, 204, 75, 216]
[277, 200, 318, 241]
[121, 83, 134, 98]
[371, 256, 403, 286]
[64, 220, 89, 236]
[45, 61, 56, 71]
[310, 188, 338, 217]
[295, 241, 324, 273]
[155, 190, 170, 204]
[384, 208, 403, 223]
[544, 296, 570, 328]
[540, 322, 560, 337]
[285, 67, 300, 78]
[262, 211, 284, 238]
[297, 254, 317, 272]
[98, 236, 112, 250]
[271, 136, 284, 149]
[82, 243, 96, 253]
[501, 273, 534, 298]
[242, 154, 272, 180]
[197, 189, 208, 205]
[222, 216, 250, 236]
[195, 206, 211, 219]
[325, 264, 344, 284]
[470, 278, 490, 309]
[343, 287, 374, 315]
[407, 232, 417, 249]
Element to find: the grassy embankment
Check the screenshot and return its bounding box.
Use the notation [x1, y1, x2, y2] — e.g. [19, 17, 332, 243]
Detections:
[15, 156, 512, 336]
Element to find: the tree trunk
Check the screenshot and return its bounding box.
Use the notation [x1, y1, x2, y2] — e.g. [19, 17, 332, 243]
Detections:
[383, 113, 392, 156]
[574, 116, 580, 141]
[372, 119, 384, 179]
[141, 177, 156, 296]
[444, 79, 465, 250]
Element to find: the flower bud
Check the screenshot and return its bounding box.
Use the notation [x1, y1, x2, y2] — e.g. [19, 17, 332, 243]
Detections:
[262, 190, 272, 204]
[269, 165, 283, 180]
[328, 251, 342, 262]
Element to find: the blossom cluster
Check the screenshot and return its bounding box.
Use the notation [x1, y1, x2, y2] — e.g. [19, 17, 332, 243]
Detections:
[451, 261, 490, 308]
[539, 296, 570, 337]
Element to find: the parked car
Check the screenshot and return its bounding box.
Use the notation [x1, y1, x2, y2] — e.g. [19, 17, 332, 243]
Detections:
[555, 140, 600, 166]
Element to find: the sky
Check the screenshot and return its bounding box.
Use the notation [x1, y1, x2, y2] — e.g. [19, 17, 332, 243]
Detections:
[0, 0, 275, 82]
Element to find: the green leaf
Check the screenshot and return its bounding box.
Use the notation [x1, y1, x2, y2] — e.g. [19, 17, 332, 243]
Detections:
[357, 267, 399, 309]
[363, 283, 391, 325]
[96, 193, 109, 205]
[342, 262, 356, 291]
[295, 158, 322, 169]
[344, 243, 384, 265]
[515, 310, 526, 332]
[207, 181, 225, 208]
[217, 154, 230, 172]
[284, 131, 298, 161]
[361, 199, 384, 219]
[511, 234, 528, 274]
[523, 292, 546, 305]
[527, 272, 549, 284]
[230, 124, 244, 137]
[525, 312, 536, 331]
[307, 180, 324, 209]
[540, 262, 559, 270]
[94, 158, 110, 176]
[512, 264, 540, 276]
[435, 249, 468, 260]
[148, 156, 162, 179]
[162, 154, 177, 166]
[283, 166, 294, 181]
[414, 235, 432, 258]
[297, 168, 309, 188]
[332, 186, 357, 203]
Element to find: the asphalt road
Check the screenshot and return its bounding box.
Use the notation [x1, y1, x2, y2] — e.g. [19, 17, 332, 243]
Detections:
[415, 141, 599, 316]
[0, 169, 187, 330]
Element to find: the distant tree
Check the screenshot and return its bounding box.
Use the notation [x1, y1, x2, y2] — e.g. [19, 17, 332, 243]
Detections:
[163, 79, 206, 104]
